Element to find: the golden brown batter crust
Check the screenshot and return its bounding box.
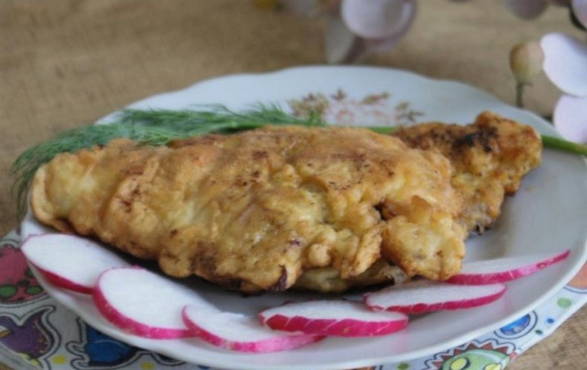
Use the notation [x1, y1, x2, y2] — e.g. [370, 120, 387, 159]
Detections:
[394, 112, 542, 233]
[32, 126, 466, 292]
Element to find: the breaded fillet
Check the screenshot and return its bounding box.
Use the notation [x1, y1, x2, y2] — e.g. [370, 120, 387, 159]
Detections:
[295, 113, 542, 291]
[394, 112, 542, 233]
[31, 126, 466, 293]
[30, 113, 542, 293]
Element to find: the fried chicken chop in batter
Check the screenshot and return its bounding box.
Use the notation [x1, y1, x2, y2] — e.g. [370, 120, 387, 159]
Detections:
[30, 112, 541, 293]
[394, 112, 542, 233]
[32, 126, 465, 292]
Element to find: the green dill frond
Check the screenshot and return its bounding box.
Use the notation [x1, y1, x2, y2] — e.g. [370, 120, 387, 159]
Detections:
[119, 104, 326, 133]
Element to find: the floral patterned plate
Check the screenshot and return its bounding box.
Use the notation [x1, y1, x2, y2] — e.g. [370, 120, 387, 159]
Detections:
[20, 66, 587, 370]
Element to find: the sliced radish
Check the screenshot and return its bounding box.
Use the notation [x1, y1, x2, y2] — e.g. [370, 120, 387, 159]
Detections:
[364, 281, 506, 314]
[21, 234, 128, 294]
[182, 306, 323, 353]
[447, 250, 571, 285]
[94, 267, 214, 339]
[259, 300, 408, 337]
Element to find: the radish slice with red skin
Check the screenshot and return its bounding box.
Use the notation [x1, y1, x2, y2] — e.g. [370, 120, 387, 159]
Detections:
[36, 267, 95, 294]
[447, 250, 571, 285]
[364, 281, 506, 314]
[182, 306, 323, 353]
[21, 234, 128, 294]
[93, 267, 214, 339]
[259, 301, 408, 337]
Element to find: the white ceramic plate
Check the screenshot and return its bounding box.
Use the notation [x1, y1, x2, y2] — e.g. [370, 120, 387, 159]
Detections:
[21, 66, 587, 370]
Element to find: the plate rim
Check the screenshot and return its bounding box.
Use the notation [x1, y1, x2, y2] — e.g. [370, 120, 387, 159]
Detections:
[100, 64, 561, 136]
[23, 65, 587, 370]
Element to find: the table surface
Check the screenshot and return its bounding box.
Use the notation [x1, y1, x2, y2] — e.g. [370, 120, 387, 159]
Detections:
[0, 1, 585, 369]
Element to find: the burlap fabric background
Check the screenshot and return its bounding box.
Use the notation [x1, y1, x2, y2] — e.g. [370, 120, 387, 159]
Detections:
[0, 1, 585, 368]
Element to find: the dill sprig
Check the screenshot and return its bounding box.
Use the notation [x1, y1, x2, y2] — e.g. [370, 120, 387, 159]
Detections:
[117, 103, 326, 139]
[11, 104, 587, 217]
